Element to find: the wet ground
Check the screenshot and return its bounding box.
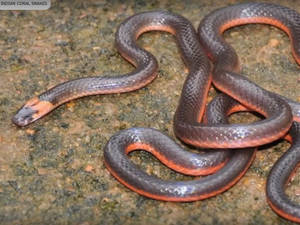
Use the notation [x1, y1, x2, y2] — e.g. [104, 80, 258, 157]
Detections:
[0, 0, 300, 224]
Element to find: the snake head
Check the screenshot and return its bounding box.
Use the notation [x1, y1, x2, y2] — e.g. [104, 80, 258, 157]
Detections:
[12, 97, 54, 126]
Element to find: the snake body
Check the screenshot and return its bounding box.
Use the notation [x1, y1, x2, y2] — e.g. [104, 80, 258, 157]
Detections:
[12, 3, 300, 223]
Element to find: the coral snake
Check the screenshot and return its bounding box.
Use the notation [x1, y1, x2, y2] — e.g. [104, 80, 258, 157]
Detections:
[12, 3, 300, 223]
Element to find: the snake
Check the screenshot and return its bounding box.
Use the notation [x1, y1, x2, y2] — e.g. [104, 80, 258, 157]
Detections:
[197, 3, 300, 222]
[12, 2, 300, 223]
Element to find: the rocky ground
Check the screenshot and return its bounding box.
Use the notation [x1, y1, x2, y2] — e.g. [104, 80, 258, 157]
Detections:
[0, 0, 299, 224]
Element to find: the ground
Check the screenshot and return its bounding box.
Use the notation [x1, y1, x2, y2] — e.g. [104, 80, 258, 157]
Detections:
[0, 0, 299, 224]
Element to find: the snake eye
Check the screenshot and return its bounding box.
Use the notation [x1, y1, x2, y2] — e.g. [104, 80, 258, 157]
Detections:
[12, 105, 37, 127]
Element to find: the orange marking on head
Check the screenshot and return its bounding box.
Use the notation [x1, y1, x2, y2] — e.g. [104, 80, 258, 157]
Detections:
[25, 96, 40, 107]
[29, 99, 54, 120]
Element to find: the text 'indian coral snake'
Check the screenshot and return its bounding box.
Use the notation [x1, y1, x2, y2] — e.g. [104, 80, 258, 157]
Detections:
[12, 3, 300, 223]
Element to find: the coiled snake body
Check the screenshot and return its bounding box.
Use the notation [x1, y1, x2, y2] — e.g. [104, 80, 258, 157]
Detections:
[13, 3, 300, 223]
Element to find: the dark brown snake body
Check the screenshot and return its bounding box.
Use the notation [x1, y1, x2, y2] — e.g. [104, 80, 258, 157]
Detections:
[12, 3, 300, 223]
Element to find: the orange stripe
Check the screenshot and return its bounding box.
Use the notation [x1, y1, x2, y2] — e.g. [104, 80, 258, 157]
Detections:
[219, 17, 300, 65]
[267, 198, 300, 223]
[104, 149, 256, 202]
[126, 142, 226, 176]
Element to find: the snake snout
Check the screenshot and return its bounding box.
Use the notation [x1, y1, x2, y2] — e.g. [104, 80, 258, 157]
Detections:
[12, 105, 37, 127]
[12, 97, 55, 126]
